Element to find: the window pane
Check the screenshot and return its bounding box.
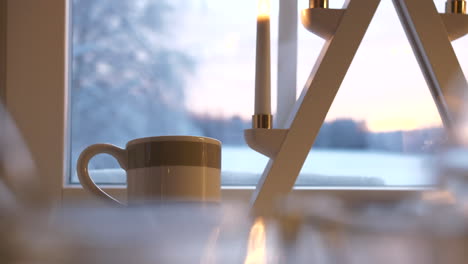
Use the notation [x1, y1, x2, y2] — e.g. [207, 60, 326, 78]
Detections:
[70, 0, 468, 187]
[295, 0, 467, 187]
[70, 0, 276, 185]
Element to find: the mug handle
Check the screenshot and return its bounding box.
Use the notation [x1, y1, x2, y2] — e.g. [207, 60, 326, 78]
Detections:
[77, 144, 127, 205]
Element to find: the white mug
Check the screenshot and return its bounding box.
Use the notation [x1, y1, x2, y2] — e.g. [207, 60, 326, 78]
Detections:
[77, 136, 221, 205]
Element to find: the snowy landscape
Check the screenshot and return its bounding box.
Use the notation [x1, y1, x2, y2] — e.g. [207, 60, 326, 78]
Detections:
[71, 146, 435, 187]
[69, 0, 465, 188]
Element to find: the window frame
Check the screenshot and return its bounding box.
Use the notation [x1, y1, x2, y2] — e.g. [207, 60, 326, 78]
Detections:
[4, 0, 68, 201]
[1, 0, 6, 104]
[3, 0, 432, 204]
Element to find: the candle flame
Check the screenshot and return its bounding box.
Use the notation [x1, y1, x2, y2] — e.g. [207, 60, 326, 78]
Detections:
[258, 0, 270, 19]
[244, 218, 267, 264]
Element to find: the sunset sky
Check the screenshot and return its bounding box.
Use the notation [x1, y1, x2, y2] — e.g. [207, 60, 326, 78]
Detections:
[173, 0, 468, 132]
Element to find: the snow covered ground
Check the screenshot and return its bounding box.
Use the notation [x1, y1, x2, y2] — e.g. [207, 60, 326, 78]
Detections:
[72, 146, 435, 187]
[221, 146, 434, 186]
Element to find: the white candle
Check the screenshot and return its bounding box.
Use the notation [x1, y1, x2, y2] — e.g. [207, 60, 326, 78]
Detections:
[255, 0, 271, 115]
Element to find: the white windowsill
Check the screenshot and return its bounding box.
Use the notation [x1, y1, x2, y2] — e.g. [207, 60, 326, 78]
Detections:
[62, 184, 432, 205]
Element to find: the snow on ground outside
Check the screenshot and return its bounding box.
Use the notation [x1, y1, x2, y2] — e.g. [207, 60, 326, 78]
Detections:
[221, 147, 433, 186]
[73, 146, 435, 186]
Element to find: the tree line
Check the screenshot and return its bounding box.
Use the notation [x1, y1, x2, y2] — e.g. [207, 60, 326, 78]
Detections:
[192, 115, 445, 153]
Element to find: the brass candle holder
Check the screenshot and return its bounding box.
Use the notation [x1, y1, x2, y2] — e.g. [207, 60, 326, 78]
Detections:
[309, 0, 329, 9]
[446, 0, 466, 14]
[252, 114, 273, 129]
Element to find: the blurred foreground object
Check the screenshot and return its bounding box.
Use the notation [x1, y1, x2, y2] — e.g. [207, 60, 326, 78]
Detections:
[436, 147, 468, 205]
[0, 202, 281, 264]
[275, 195, 468, 264]
[0, 104, 50, 209]
[435, 62, 468, 206]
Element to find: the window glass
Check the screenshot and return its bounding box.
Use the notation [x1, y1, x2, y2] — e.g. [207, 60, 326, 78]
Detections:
[70, 0, 275, 185]
[296, 0, 467, 186]
[70, 0, 467, 186]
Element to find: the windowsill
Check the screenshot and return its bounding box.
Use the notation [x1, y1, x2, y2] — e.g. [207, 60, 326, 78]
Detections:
[63, 184, 435, 205]
[69, 165, 432, 186]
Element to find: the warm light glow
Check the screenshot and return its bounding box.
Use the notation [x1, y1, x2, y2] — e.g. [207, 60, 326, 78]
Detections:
[422, 191, 456, 204]
[258, 0, 270, 19]
[367, 117, 431, 132]
[244, 218, 267, 264]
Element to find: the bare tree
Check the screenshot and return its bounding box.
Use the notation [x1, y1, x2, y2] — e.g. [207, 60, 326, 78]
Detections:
[71, 0, 199, 169]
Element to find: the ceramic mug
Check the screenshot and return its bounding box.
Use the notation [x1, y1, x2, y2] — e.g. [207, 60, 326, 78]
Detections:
[77, 136, 221, 205]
